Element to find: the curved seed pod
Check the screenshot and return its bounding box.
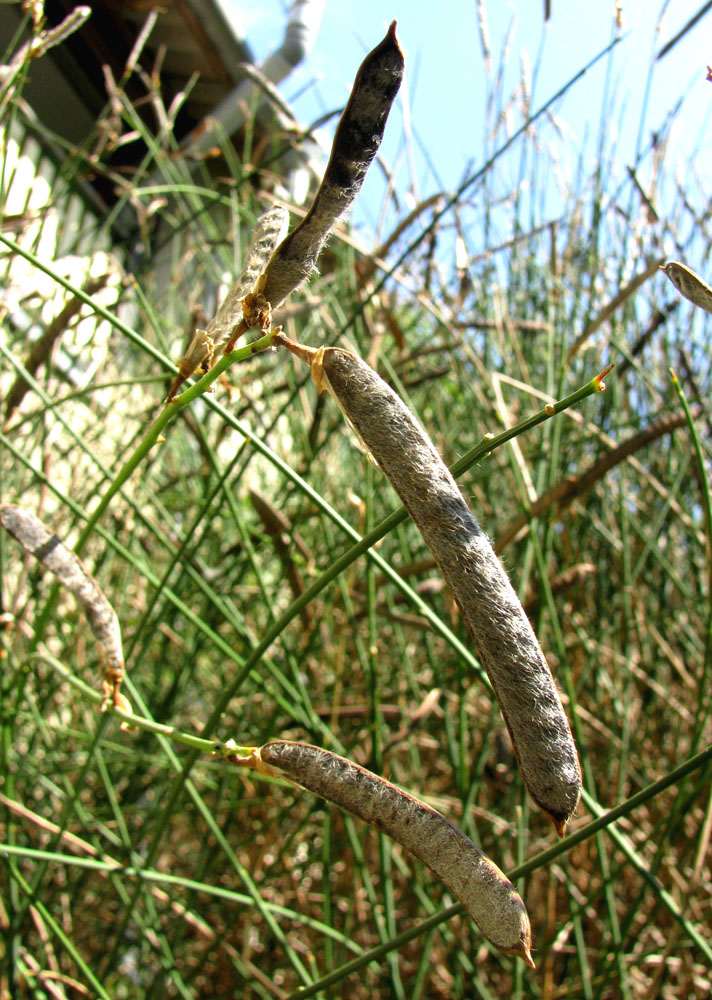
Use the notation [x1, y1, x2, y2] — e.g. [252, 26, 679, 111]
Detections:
[243, 740, 534, 966]
[260, 22, 404, 310]
[289, 343, 582, 834]
[660, 260, 712, 315]
[0, 504, 127, 713]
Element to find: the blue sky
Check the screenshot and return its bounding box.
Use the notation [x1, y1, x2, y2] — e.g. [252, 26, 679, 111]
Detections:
[219, 1, 712, 251]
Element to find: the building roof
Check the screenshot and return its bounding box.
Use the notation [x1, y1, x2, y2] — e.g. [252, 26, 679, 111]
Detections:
[2, 0, 256, 147]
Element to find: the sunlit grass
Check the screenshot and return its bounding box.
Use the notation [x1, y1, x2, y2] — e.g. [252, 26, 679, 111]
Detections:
[1, 4, 711, 998]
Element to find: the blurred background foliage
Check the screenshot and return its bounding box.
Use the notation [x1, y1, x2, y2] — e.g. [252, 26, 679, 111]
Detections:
[1, 2, 711, 997]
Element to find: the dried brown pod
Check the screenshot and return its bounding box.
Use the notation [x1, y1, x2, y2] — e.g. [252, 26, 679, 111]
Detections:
[0, 504, 126, 713]
[232, 740, 534, 966]
[211, 204, 290, 353]
[660, 260, 712, 315]
[280, 339, 582, 835]
[259, 22, 404, 310]
[168, 205, 290, 391]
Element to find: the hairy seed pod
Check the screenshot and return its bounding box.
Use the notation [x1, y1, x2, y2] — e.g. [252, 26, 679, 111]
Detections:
[248, 740, 534, 966]
[168, 205, 290, 390]
[300, 345, 582, 834]
[260, 22, 404, 310]
[0, 504, 126, 713]
[207, 204, 290, 344]
[660, 260, 712, 315]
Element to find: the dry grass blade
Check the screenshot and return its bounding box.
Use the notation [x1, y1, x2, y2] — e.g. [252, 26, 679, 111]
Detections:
[567, 258, 664, 360]
[494, 406, 702, 552]
[249, 488, 312, 627]
[656, 1, 712, 60]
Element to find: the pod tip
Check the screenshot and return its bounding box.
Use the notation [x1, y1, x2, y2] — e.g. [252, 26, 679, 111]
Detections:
[520, 939, 536, 969]
[503, 930, 535, 968]
[553, 815, 568, 838]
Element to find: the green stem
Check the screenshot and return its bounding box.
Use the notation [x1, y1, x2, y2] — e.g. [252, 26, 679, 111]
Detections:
[31, 652, 251, 758]
[33, 649, 712, 984]
[74, 330, 275, 555]
[3, 860, 114, 1000]
[450, 363, 613, 481]
[670, 367, 712, 743]
[29, 328, 277, 647]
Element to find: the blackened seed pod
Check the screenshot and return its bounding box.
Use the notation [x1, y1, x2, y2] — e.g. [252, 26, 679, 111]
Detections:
[0, 504, 126, 712]
[255, 740, 534, 966]
[260, 22, 404, 310]
[310, 347, 582, 835]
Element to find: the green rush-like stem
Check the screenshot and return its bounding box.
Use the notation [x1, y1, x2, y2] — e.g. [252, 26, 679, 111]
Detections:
[582, 789, 712, 965]
[4, 861, 114, 1000]
[669, 370, 712, 745]
[449, 362, 614, 482]
[30, 652, 225, 754]
[74, 328, 277, 554]
[0, 844, 368, 951]
[48, 636, 316, 982]
[28, 329, 277, 646]
[31, 653, 712, 976]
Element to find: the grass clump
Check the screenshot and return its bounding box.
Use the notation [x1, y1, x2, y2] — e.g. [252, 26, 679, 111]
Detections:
[1, 5, 711, 998]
